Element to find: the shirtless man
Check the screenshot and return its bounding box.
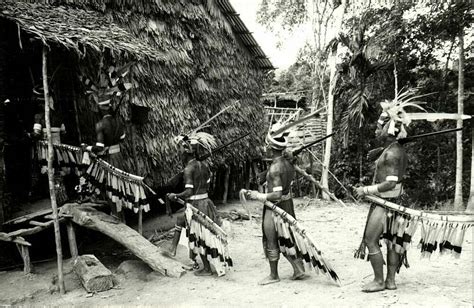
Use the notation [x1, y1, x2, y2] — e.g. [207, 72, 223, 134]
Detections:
[83, 101, 126, 165]
[244, 128, 306, 285]
[355, 108, 408, 292]
[82, 101, 126, 217]
[166, 132, 221, 276]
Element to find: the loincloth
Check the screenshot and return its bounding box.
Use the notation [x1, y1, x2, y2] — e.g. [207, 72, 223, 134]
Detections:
[262, 198, 296, 254]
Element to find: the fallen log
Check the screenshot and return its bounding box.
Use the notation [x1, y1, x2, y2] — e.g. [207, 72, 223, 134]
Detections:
[62, 204, 186, 278]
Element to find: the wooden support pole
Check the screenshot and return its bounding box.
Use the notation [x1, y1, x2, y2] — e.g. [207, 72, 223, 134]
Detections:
[130, 124, 143, 235]
[138, 205, 143, 235]
[43, 46, 65, 294]
[129, 123, 143, 235]
[222, 165, 230, 204]
[66, 221, 78, 260]
[16, 244, 32, 274]
[128, 67, 144, 236]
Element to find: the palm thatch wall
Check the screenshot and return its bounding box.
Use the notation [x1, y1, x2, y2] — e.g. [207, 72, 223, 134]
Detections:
[0, 0, 271, 188]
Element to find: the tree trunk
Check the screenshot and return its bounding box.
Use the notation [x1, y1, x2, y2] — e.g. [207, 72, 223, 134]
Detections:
[321, 0, 347, 199]
[454, 32, 464, 210]
[63, 204, 186, 278]
[43, 46, 65, 294]
[466, 121, 474, 212]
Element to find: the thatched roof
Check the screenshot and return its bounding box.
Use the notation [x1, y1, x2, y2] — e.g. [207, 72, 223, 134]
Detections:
[2, 0, 273, 70]
[214, 0, 273, 70]
[0, 0, 272, 185]
[0, 1, 162, 61]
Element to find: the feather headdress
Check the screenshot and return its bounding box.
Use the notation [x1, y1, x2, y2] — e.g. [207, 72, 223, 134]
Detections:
[379, 88, 428, 139]
[175, 131, 218, 154]
[266, 121, 289, 150]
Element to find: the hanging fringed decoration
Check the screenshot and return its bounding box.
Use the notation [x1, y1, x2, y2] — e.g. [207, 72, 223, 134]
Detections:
[175, 198, 232, 277]
[382, 210, 420, 255]
[263, 201, 340, 285]
[85, 157, 151, 214]
[365, 195, 474, 259]
[36, 141, 153, 214]
[37, 141, 85, 176]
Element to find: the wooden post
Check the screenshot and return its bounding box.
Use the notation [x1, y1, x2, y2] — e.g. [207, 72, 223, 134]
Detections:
[222, 164, 230, 204]
[66, 221, 78, 259]
[244, 160, 251, 190]
[70, 85, 82, 143]
[43, 46, 65, 294]
[128, 67, 144, 235]
[129, 124, 143, 235]
[16, 244, 32, 274]
[138, 204, 143, 235]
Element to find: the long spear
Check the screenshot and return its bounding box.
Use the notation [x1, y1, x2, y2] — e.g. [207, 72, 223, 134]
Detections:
[155, 133, 250, 194]
[292, 133, 334, 156]
[270, 106, 326, 137]
[398, 127, 462, 145]
[197, 132, 250, 161]
[188, 100, 239, 135]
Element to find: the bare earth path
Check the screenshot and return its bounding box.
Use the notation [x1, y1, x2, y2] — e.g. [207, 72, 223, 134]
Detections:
[1, 199, 472, 307]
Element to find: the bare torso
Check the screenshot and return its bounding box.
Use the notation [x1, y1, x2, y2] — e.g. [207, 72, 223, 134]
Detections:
[266, 156, 294, 195]
[96, 115, 125, 146]
[373, 142, 408, 185]
[183, 159, 211, 195]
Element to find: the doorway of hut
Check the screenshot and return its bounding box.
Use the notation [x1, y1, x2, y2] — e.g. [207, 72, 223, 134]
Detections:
[0, 20, 82, 224]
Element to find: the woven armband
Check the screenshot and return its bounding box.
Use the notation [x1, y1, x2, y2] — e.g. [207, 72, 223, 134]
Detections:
[363, 185, 379, 195]
[272, 186, 283, 192]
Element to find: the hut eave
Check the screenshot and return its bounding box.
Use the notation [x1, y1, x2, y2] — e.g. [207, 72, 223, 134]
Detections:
[0, 1, 163, 61]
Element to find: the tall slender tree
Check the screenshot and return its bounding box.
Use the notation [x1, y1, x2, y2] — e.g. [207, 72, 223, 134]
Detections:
[320, 0, 347, 198]
[467, 121, 474, 212]
[257, 0, 346, 197]
[454, 30, 465, 210]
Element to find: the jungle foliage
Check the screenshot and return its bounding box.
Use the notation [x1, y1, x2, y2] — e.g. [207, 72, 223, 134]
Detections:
[260, 2, 473, 207]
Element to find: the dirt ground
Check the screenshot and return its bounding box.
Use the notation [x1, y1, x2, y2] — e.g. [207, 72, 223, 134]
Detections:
[0, 198, 472, 307]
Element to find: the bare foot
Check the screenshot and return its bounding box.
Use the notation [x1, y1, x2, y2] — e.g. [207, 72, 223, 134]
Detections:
[290, 272, 308, 281]
[258, 275, 280, 285]
[362, 280, 385, 292]
[194, 269, 213, 276]
[385, 280, 397, 290]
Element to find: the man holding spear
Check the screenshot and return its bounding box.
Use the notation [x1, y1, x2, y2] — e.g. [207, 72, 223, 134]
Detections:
[353, 85, 473, 292]
[353, 101, 410, 292]
[242, 123, 307, 285]
[165, 131, 224, 276]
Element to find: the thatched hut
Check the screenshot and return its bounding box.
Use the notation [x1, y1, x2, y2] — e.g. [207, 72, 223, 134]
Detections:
[0, 0, 273, 219]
